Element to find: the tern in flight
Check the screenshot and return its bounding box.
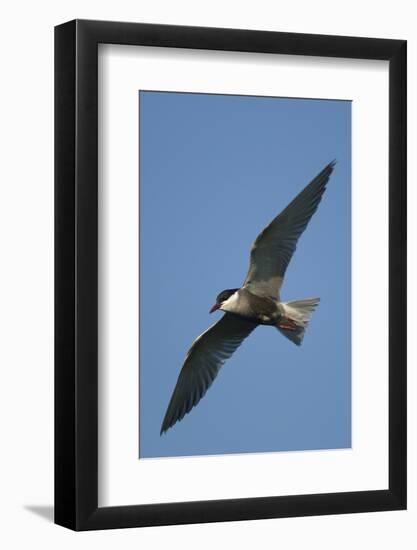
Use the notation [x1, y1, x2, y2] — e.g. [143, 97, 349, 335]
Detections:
[161, 161, 336, 434]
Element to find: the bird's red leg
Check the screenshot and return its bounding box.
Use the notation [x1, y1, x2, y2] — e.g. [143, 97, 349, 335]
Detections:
[278, 316, 298, 331]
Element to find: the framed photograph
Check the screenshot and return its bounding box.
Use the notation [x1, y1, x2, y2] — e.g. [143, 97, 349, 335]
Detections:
[55, 19, 406, 530]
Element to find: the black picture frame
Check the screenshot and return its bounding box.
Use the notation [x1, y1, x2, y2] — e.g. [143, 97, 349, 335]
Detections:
[55, 19, 407, 531]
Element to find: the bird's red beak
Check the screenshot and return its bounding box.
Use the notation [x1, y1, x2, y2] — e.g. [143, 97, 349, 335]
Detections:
[209, 303, 220, 313]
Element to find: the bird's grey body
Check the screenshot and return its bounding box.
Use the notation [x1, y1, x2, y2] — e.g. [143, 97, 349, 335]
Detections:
[220, 287, 284, 325]
[161, 161, 336, 434]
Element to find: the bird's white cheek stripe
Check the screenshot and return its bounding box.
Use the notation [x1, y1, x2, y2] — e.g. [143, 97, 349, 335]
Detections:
[221, 291, 239, 309]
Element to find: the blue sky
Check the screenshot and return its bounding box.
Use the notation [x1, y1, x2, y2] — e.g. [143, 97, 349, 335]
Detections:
[139, 91, 351, 459]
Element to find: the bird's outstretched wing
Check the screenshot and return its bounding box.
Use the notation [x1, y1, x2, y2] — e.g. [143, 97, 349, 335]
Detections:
[243, 161, 336, 298]
[161, 313, 257, 434]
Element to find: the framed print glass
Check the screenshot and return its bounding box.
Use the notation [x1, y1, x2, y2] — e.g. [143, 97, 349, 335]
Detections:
[55, 19, 406, 530]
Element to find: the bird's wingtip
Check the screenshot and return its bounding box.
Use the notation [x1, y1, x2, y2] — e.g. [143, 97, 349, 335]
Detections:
[319, 159, 337, 181]
[160, 417, 174, 435]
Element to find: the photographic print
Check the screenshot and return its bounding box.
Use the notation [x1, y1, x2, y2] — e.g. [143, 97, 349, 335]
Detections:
[139, 91, 351, 459]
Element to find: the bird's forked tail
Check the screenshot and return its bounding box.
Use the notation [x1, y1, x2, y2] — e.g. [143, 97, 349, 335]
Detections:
[276, 298, 320, 346]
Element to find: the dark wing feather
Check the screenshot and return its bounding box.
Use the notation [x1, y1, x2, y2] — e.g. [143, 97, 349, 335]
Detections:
[244, 161, 336, 297]
[160, 313, 257, 434]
